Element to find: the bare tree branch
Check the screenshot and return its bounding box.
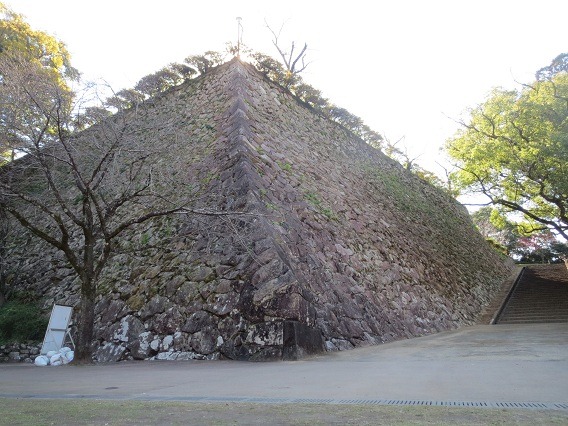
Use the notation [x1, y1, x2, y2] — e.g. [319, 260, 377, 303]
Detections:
[0, 53, 257, 362]
[265, 20, 311, 78]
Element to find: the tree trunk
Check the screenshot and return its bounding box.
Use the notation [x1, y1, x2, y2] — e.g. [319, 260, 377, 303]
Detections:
[0, 208, 7, 309]
[74, 200, 98, 363]
[0, 270, 6, 308]
[74, 275, 96, 363]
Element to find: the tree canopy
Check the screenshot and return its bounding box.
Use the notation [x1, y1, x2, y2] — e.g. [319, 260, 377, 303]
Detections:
[0, 2, 77, 79]
[446, 68, 568, 241]
[536, 52, 568, 81]
[0, 2, 78, 161]
[512, 231, 568, 263]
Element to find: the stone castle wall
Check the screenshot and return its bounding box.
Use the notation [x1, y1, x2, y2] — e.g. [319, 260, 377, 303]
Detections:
[3, 60, 513, 361]
[223, 61, 513, 348]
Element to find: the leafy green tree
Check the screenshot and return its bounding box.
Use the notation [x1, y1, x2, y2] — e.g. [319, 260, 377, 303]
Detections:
[470, 206, 519, 253]
[327, 106, 363, 130]
[446, 69, 568, 241]
[536, 52, 568, 81]
[105, 88, 145, 112]
[184, 51, 223, 75]
[0, 52, 73, 157]
[0, 2, 77, 79]
[0, 2, 78, 160]
[134, 63, 194, 98]
[511, 231, 568, 263]
[251, 51, 299, 88]
[294, 83, 328, 109]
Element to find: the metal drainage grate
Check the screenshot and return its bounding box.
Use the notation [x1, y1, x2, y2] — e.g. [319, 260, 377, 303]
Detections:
[338, 399, 383, 405]
[494, 402, 549, 409]
[239, 397, 567, 410]
[3, 394, 567, 411]
[292, 398, 335, 404]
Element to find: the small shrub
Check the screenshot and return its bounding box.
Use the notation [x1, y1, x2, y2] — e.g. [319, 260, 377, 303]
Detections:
[0, 301, 48, 344]
[140, 232, 151, 246]
[304, 191, 338, 221]
[486, 238, 508, 256]
[321, 207, 338, 221]
[278, 161, 292, 172]
[304, 191, 321, 207]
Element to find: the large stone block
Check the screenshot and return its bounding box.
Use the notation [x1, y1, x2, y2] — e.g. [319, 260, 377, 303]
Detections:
[95, 343, 126, 362]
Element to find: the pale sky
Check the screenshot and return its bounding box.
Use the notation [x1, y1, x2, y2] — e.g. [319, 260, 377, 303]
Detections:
[11, 0, 568, 174]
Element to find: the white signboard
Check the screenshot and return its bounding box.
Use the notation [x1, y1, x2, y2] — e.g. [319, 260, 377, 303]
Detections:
[40, 305, 73, 355]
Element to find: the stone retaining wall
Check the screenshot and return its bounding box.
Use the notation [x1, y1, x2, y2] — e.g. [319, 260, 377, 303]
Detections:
[3, 59, 513, 361]
[0, 343, 41, 363]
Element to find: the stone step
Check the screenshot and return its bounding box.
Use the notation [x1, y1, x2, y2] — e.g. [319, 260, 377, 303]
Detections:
[502, 305, 568, 310]
[498, 319, 568, 324]
[494, 265, 568, 324]
[503, 312, 568, 316]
